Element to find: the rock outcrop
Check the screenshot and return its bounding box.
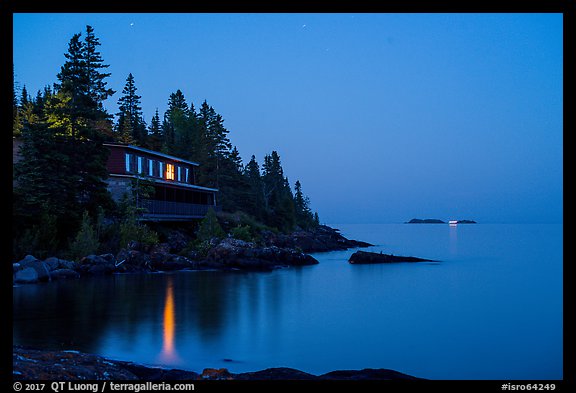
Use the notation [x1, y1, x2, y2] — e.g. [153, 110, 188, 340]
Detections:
[261, 225, 373, 252]
[13, 346, 423, 380]
[13, 224, 371, 284]
[204, 238, 319, 271]
[349, 250, 436, 264]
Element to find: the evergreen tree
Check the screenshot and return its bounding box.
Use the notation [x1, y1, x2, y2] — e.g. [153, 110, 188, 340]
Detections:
[217, 147, 252, 213]
[243, 155, 265, 220]
[261, 151, 296, 232]
[115, 73, 147, 145]
[162, 89, 191, 156]
[147, 109, 163, 150]
[68, 210, 100, 261]
[195, 101, 232, 188]
[196, 207, 225, 242]
[84, 25, 115, 109]
[14, 25, 115, 255]
[20, 85, 29, 107]
[13, 68, 21, 137]
[293, 180, 315, 229]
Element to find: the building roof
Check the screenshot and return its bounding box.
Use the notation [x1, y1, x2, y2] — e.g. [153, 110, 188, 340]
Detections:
[103, 142, 201, 166]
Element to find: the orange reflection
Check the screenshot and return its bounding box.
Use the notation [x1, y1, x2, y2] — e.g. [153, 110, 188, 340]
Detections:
[159, 277, 179, 363]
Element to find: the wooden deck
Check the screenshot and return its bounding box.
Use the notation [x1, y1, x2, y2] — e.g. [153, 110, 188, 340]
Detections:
[138, 199, 220, 221]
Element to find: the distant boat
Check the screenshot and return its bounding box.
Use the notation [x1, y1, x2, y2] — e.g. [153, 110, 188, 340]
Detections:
[449, 220, 458, 226]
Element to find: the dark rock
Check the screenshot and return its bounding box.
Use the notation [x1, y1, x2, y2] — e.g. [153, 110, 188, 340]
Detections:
[406, 218, 445, 224]
[235, 367, 317, 380]
[44, 257, 77, 271]
[457, 219, 477, 224]
[13, 346, 423, 380]
[13, 346, 138, 380]
[319, 368, 422, 380]
[50, 269, 81, 280]
[204, 237, 319, 271]
[78, 254, 116, 275]
[43, 257, 61, 271]
[349, 250, 436, 264]
[14, 268, 39, 284]
[165, 230, 190, 254]
[261, 225, 373, 253]
[153, 255, 197, 271]
[200, 368, 234, 380]
[117, 362, 199, 380]
[17, 257, 52, 282]
[115, 250, 152, 272]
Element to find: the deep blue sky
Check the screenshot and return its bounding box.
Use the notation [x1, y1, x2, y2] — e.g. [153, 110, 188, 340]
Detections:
[13, 13, 563, 224]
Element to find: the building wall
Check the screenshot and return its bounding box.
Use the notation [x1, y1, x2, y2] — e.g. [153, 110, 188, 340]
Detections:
[107, 176, 132, 202]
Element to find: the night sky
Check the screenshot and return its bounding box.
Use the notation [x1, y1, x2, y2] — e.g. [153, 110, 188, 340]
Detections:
[13, 13, 563, 224]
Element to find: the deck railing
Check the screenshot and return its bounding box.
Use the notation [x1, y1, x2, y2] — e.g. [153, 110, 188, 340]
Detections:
[137, 199, 220, 220]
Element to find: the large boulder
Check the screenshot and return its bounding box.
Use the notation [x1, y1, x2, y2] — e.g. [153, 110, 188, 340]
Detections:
[44, 257, 77, 271]
[14, 267, 39, 284]
[78, 254, 116, 275]
[16, 256, 51, 282]
[204, 237, 319, 271]
[50, 269, 81, 280]
[115, 249, 152, 273]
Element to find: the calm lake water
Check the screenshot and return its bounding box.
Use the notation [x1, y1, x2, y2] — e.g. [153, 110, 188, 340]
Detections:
[13, 223, 563, 380]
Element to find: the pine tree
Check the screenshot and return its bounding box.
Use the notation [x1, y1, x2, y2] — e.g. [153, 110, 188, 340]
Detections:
[116, 73, 147, 145]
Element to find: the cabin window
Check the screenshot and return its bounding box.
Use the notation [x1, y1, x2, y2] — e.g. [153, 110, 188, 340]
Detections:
[177, 166, 182, 182]
[185, 168, 190, 183]
[166, 163, 175, 180]
[137, 156, 143, 174]
[159, 162, 164, 178]
[125, 153, 132, 172]
[149, 160, 153, 177]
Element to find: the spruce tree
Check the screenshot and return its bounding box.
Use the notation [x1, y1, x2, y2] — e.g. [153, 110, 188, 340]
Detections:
[147, 109, 163, 150]
[15, 25, 115, 252]
[162, 89, 191, 156]
[244, 155, 265, 220]
[261, 151, 296, 232]
[115, 73, 147, 145]
[293, 180, 314, 229]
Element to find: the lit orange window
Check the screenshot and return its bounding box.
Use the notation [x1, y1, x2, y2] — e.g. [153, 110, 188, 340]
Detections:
[166, 164, 175, 180]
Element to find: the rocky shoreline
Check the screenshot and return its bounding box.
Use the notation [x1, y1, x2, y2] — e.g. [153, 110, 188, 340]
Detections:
[13, 346, 422, 381]
[13, 225, 373, 284]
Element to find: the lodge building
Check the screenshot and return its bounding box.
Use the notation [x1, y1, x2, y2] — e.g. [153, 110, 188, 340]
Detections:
[13, 138, 217, 221]
[104, 143, 218, 221]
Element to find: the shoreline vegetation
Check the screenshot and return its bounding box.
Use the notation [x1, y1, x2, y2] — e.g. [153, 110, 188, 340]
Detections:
[13, 222, 373, 285]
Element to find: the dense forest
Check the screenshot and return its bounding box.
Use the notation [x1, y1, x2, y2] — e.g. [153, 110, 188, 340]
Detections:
[13, 25, 319, 260]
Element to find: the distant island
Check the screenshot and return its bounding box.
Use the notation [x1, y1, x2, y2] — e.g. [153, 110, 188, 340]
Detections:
[405, 218, 477, 224]
[406, 218, 445, 224]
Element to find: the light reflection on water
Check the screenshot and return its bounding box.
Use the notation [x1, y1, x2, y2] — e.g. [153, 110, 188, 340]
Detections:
[158, 276, 179, 364]
[13, 224, 563, 379]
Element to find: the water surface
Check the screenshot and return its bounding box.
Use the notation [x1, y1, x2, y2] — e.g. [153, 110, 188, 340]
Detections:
[13, 223, 563, 379]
